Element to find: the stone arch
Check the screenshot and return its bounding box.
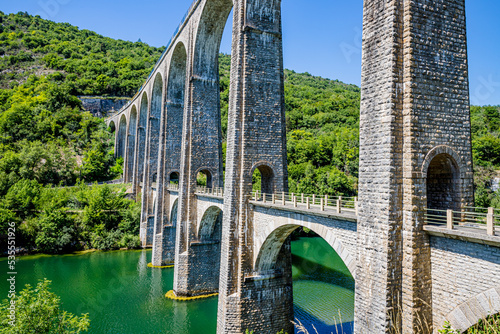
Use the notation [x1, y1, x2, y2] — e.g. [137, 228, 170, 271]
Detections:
[165, 42, 187, 174]
[422, 146, 463, 211]
[444, 286, 500, 332]
[198, 206, 223, 241]
[108, 120, 116, 133]
[251, 162, 275, 194]
[116, 114, 127, 158]
[126, 105, 138, 182]
[170, 198, 178, 227]
[137, 92, 148, 185]
[193, 0, 233, 80]
[146, 72, 163, 189]
[255, 223, 356, 278]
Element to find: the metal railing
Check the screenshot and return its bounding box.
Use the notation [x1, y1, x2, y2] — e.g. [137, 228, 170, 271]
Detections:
[425, 207, 500, 236]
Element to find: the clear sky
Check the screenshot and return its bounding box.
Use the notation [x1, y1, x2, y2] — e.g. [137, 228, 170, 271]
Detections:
[1, 0, 499, 105]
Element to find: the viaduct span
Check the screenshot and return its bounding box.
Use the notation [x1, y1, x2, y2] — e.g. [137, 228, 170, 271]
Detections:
[106, 0, 500, 333]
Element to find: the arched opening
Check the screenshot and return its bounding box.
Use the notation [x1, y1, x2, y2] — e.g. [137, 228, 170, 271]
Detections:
[116, 114, 127, 159]
[185, 205, 223, 294]
[426, 153, 461, 212]
[252, 164, 275, 194]
[198, 206, 223, 242]
[108, 120, 116, 133]
[196, 169, 213, 188]
[170, 199, 178, 227]
[126, 106, 138, 182]
[256, 225, 355, 334]
[148, 73, 163, 186]
[192, 0, 233, 189]
[136, 92, 148, 185]
[165, 42, 187, 179]
[169, 172, 179, 185]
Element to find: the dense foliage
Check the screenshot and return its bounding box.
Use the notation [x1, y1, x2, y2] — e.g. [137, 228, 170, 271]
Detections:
[470, 106, 500, 208]
[0, 11, 163, 96]
[0, 12, 148, 254]
[219, 54, 361, 197]
[0, 182, 140, 254]
[0, 279, 90, 333]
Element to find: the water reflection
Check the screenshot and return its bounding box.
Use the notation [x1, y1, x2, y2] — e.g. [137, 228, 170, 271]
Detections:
[292, 236, 355, 334]
[0, 236, 354, 334]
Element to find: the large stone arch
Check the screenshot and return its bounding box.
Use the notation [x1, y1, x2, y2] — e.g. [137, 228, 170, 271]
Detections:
[126, 105, 138, 183]
[198, 206, 223, 241]
[444, 286, 500, 332]
[108, 120, 116, 133]
[170, 198, 178, 227]
[116, 114, 127, 159]
[165, 42, 187, 175]
[255, 221, 356, 279]
[149, 72, 163, 175]
[137, 92, 148, 186]
[193, 0, 233, 80]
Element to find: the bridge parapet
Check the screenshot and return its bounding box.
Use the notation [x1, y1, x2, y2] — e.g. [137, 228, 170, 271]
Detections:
[424, 206, 500, 244]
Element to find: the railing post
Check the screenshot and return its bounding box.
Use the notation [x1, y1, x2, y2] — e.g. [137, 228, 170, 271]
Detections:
[306, 197, 310, 209]
[320, 198, 324, 211]
[293, 195, 297, 208]
[487, 207, 495, 236]
[282, 192, 286, 205]
[301, 193, 304, 204]
[337, 199, 341, 214]
[312, 194, 316, 205]
[325, 195, 328, 207]
[263, 193, 267, 203]
[290, 192, 294, 202]
[272, 193, 275, 204]
[447, 209, 454, 230]
[254, 191, 257, 201]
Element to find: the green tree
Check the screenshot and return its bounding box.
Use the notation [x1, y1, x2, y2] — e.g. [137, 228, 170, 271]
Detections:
[0, 279, 90, 333]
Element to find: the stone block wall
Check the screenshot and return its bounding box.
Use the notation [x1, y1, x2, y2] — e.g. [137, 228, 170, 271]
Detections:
[430, 236, 500, 332]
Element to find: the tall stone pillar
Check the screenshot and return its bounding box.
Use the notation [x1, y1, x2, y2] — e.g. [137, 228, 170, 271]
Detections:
[400, 1, 473, 333]
[217, 0, 290, 333]
[355, 1, 404, 332]
[172, 21, 225, 295]
[357, 1, 473, 333]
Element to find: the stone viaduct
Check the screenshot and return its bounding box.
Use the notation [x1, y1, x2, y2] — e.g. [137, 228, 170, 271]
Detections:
[106, 0, 500, 333]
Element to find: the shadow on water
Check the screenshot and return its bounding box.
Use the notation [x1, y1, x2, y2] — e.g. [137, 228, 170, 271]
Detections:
[291, 236, 355, 334]
[292, 253, 354, 291]
[294, 304, 354, 334]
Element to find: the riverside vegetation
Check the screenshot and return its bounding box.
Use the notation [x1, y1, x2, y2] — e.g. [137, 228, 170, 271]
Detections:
[0, 11, 500, 333]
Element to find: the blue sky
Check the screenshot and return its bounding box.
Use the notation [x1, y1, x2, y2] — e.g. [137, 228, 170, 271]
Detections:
[1, 0, 499, 105]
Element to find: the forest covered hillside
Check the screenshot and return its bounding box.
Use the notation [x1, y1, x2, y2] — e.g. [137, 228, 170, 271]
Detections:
[0, 11, 500, 254]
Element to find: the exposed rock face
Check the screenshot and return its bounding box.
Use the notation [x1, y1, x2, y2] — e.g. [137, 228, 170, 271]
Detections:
[79, 97, 129, 117]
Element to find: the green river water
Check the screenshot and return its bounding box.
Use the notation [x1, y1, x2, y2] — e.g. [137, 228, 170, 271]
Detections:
[0, 236, 354, 333]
